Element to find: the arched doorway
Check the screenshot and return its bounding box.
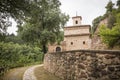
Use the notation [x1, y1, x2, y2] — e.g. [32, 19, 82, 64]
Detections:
[56, 47, 61, 52]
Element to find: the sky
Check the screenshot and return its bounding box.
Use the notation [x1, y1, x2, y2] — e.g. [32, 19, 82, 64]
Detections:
[7, 0, 117, 35]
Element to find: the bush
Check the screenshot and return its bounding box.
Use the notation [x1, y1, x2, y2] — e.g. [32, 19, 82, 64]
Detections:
[0, 42, 43, 76]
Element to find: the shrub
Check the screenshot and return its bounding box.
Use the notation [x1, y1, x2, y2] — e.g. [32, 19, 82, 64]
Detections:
[0, 42, 43, 76]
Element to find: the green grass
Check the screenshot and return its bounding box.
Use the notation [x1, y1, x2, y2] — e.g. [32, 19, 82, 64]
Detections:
[34, 66, 62, 80]
[2, 66, 29, 80]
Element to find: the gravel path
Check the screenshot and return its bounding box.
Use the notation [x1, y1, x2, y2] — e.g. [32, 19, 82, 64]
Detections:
[23, 64, 43, 80]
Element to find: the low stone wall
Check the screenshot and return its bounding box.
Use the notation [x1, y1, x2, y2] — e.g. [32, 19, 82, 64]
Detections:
[44, 50, 120, 80]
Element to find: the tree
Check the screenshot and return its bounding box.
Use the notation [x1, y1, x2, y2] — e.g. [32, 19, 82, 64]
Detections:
[105, 0, 114, 13]
[99, 13, 120, 48]
[117, 0, 120, 7]
[18, 0, 69, 53]
[0, 0, 34, 36]
[3, 34, 24, 44]
[92, 16, 103, 34]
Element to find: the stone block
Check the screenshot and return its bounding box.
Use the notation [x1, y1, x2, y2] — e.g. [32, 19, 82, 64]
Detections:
[78, 63, 86, 69]
[103, 59, 112, 65]
[101, 70, 108, 75]
[80, 71, 88, 78]
[115, 66, 120, 71]
[105, 54, 116, 59]
[109, 74, 120, 80]
[108, 66, 115, 72]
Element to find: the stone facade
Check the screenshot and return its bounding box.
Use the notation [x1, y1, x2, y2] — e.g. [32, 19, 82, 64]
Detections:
[44, 50, 120, 80]
[48, 16, 91, 52]
[48, 41, 66, 53]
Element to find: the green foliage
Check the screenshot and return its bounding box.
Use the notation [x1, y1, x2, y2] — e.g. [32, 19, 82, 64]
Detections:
[56, 31, 64, 44]
[117, 0, 120, 13]
[92, 0, 119, 34]
[93, 0, 120, 48]
[99, 23, 120, 48]
[92, 16, 103, 34]
[0, 0, 34, 35]
[0, 33, 5, 42]
[0, 42, 43, 76]
[4, 34, 24, 44]
[18, 0, 69, 53]
[105, 0, 114, 13]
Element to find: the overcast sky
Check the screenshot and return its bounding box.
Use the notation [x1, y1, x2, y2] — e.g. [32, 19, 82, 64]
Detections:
[7, 0, 117, 35]
[60, 0, 117, 26]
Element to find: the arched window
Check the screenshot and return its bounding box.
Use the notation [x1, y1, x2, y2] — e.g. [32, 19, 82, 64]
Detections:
[56, 47, 61, 52]
[75, 20, 78, 24]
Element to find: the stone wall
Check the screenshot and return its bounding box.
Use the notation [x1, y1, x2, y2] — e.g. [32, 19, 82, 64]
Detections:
[64, 26, 90, 36]
[44, 50, 120, 80]
[64, 36, 91, 50]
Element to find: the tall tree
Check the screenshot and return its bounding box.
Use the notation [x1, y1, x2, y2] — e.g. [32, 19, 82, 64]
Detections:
[105, 0, 114, 13]
[18, 0, 69, 53]
[117, 0, 120, 7]
[117, 0, 120, 12]
[0, 0, 34, 37]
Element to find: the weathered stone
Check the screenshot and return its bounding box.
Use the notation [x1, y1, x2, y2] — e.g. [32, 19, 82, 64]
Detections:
[113, 57, 120, 65]
[80, 71, 88, 78]
[101, 70, 108, 75]
[109, 74, 119, 79]
[116, 66, 120, 71]
[99, 76, 109, 80]
[116, 72, 120, 77]
[78, 63, 86, 69]
[79, 78, 87, 80]
[98, 64, 106, 69]
[108, 66, 115, 72]
[88, 77, 96, 80]
[87, 56, 91, 61]
[105, 54, 116, 59]
[87, 67, 92, 72]
[103, 59, 112, 65]
[80, 55, 87, 61]
[44, 50, 120, 80]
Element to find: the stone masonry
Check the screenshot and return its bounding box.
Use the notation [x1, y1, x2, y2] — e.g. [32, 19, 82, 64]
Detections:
[48, 16, 91, 52]
[44, 50, 120, 80]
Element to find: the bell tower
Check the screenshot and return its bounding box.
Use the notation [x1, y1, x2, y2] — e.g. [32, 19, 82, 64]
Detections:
[72, 16, 82, 26]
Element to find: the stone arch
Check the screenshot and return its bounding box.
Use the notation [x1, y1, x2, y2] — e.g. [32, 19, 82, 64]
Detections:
[56, 46, 61, 52]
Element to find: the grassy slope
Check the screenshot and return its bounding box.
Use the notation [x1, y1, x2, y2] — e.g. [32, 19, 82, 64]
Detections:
[1, 64, 62, 80]
[34, 66, 62, 80]
[2, 67, 29, 80]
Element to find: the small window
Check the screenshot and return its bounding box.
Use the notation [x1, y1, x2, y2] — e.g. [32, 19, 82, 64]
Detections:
[71, 42, 73, 45]
[75, 20, 78, 24]
[83, 41, 85, 44]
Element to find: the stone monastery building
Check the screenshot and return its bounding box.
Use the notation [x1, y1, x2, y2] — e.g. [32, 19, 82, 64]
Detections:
[48, 16, 91, 52]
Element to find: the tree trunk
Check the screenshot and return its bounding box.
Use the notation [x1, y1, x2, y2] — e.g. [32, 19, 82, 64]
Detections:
[42, 44, 47, 61]
[43, 44, 47, 54]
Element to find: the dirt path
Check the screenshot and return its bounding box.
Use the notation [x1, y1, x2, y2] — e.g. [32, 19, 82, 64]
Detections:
[3, 64, 60, 80]
[23, 64, 43, 80]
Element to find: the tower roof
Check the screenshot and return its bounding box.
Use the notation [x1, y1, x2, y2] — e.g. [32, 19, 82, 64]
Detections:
[72, 16, 82, 20]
